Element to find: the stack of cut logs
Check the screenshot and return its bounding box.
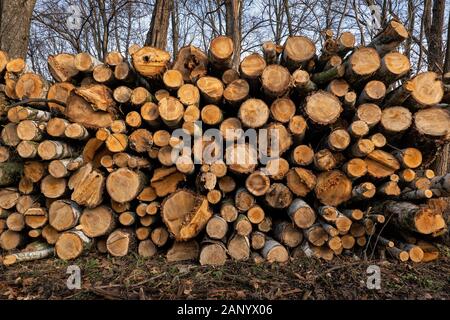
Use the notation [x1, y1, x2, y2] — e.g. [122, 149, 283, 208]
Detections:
[0, 20, 449, 266]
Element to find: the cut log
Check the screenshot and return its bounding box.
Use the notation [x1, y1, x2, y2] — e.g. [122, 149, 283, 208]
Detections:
[223, 79, 249, 106]
[369, 20, 408, 56]
[314, 170, 352, 206]
[304, 91, 342, 125]
[40, 175, 67, 199]
[282, 36, 316, 71]
[344, 47, 380, 85]
[227, 233, 250, 261]
[365, 150, 400, 178]
[172, 45, 208, 83]
[196, 76, 224, 104]
[234, 214, 252, 237]
[287, 198, 316, 228]
[75, 84, 116, 112]
[286, 167, 316, 197]
[274, 221, 302, 248]
[48, 53, 79, 82]
[74, 52, 101, 72]
[414, 107, 450, 139]
[16, 120, 45, 141]
[106, 168, 146, 203]
[150, 166, 185, 197]
[49, 200, 81, 232]
[199, 240, 227, 266]
[304, 224, 328, 246]
[132, 47, 170, 78]
[68, 163, 105, 208]
[261, 65, 291, 98]
[220, 199, 238, 222]
[375, 52, 410, 84]
[265, 183, 293, 209]
[66, 92, 115, 129]
[245, 171, 270, 196]
[78, 205, 116, 237]
[206, 214, 228, 240]
[0, 230, 24, 250]
[161, 189, 212, 241]
[106, 228, 136, 257]
[166, 240, 199, 262]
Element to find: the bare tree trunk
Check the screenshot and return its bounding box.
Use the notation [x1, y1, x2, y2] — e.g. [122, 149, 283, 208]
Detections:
[283, 0, 293, 36]
[424, 0, 445, 72]
[171, 0, 179, 58]
[145, 0, 172, 49]
[225, 0, 242, 70]
[0, 0, 36, 59]
[444, 8, 450, 73]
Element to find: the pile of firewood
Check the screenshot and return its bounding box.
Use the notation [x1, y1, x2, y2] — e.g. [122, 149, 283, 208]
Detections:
[0, 20, 449, 266]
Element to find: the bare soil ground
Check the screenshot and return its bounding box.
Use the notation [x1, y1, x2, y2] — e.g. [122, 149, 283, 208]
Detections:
[1, 245, 449, 300]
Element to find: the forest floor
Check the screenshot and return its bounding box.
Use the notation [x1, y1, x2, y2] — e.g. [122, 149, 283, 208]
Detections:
[1, 245, 449, 300]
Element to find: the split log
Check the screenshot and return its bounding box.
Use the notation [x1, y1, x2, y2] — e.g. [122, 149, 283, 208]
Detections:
[68, 163, 104, 208]
[48, 53, 79, 82]
[106, 228, 136, 257]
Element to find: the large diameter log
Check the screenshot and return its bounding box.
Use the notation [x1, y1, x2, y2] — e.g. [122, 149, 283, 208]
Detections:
[48, 53, 79, 82]
[172, 45, 208, 83]
[314, 170, 352, 206]
[261, 65, 291, 98]
[106, 228, 136, 257]
[383, 201, 446, 235]
[414, 107, 450, 139]
[40, 175, 67, 198]
[66, 92, 115, 129]
[223, 79, 249, 106]
[344, 47, 380, 85]
[15, 73, 49, 102]
[106, 168, 146, 203]
[55, 230, 91, 260]
[0, 230, 24, 250]
[158, 96, 184, 128]
[287, 198, 316, 228]
[265, 183, 293, 209]
[206, 215, 228, 240]
[405, 72, 444, 108]
[368, 20, 408, 56]
[68, 163, 105, 208]
[79, 205, 116, 237]
[132, 47, 170, 78]
[75, 84, 116, 112]
[74, 52, 101, 72]
[238, 98, 269, 128]
[270, 98, 295, 124]
[0, 188, 20, 209]
[304, 90, 342, 125]
[49, 200, 81, 232]
[380, 106, 412, 134]
[208, 36, 234, 70]
[161, 189, 212, 241]
[282, 36, 316, 71]
[274, 221, 303, 248]
[375, 52, 410, 84]
[196, 76, 224, 104]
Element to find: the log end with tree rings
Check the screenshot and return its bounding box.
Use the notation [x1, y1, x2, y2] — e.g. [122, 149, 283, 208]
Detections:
[305, 90, 342, 125]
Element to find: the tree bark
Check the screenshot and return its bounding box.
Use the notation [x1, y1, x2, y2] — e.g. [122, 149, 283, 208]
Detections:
[0, 0, 36, 59]
[225, 0, 242, 70]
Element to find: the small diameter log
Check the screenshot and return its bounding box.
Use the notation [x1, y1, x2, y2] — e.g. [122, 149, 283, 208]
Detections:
[383, 201, 445, 235]
[401, 189, 433, 200]
[158, 96, 184, 128]
[251, 231, 266, 250]
[327, 79, 349, 99]
[223, 79, 249, 106]
[118, 211, 136, 226]
[106, 228, 136, 257]
[282, 36, 316, 71]
[375, 52, 410, 84]
[352, 182, 376, 200]
[151, 227, 169, 247]
[369, 133, 387, 148]
[48, 53, 79, 82]
[208, 36, 234, 70]
[399, 243, 424, 263]
[206, 215, 228, 240]
[6, 212, 25, 231]
[163, 69, 184, 91]
[263, 158, 289, 181]
[65, 123, 89, 140]
[314, 149, 339, 171]
[196, 76, 224, 104]
[240, 52, 266, 84]
[220, 199, 238, 222]
[304, 224, 328, 246]
[387, 246, 409, 262]
[105, 133, 128, 153]
[351, 139, 374, 157]
[379, 106, 413, 135]
[54, 230, 91, 260]
[207, 190, 222, 205]
[48, 156, 83, 178]
[178, 84, 200, 107]
[47, 118, 69, 138]
[227, 233, 250, 261]
[3, 243, 54, 266]
[113, 86, 133, 104]
[234, 214, 252, 237]
[8, 106, 51, 123]
[132, 47, 170, 78]
[348, 120, 369, 139]
[328, 129, 351, 151]
[288, 198, 316, 229]
[261, 64, 291, 98]
[318, 206, 339, 222]
[48, 199, 81, 232]
[274, 221, 303, 248]
[201, 104, 223, 125]
[141, 102, 160, 127]
[304, 90, 342, 125]
[222, 69, 240, 85]
[311, 65, 345, 85]
[357, 81, 386, 105]
[161, 190, 212, 241]
[167, 240, 200, 262]
[247, 205, 265, 224]
[235, 188, 255, 213]
[291, 145, 314, 166]
[131, 87, 152, 106]
[270, 98, 296, 124]
[314, 170, 352, 206]
[393, 148, 422, 169]
[292, 69, 317, 96]
[341, 234, 355, 249]
[343, 158, 367, 179]
[245, 171, 270, 196]
[288, 115, 307, 143]
[258, 216, 273, 232]
[355, 103, 382, 128]
[200, 240, 227, 266]
[344, 47, 380, 86]
[225, 143, 258, 174]
[261, 238, 289, 263]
